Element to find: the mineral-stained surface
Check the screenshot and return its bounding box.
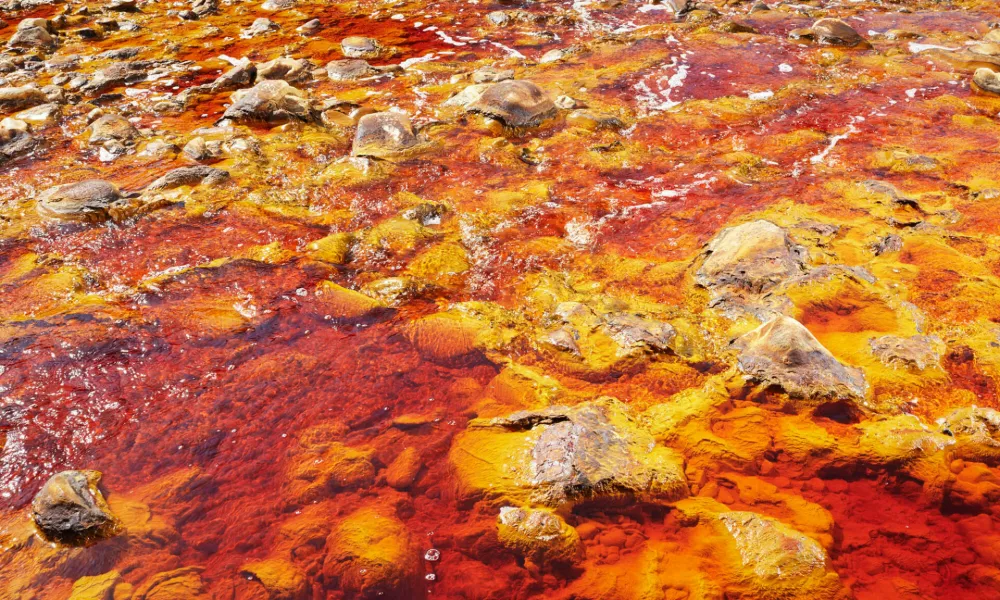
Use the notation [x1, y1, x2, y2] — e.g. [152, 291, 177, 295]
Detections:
[6, 0, 1000, 598]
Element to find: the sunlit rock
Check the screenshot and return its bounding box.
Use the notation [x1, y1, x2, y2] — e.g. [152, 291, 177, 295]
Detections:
[466, 80, 557, 128]
[210, 59, 256, 91]
[450, 398, 688, 507]
[869, 335, 944, 371]
[791, 18, 866, 47]
[973, 68, 1000, 95]
[0, 86, 48, 112]
[326, 58, 375, 81]
[732, 316, 866, 402]
[88, 114, 139, 145]
[257, 56, 313, 82]
[322, 507, 419, 598]
[223, 80, 313, 123]
[939, 407, 1000, 465]
[146, 165, 230, 191]
[36, 179, 124, 222]
[497, 506, 584, 565]
[351, 112, 424, 160]
[696, 220, 807, 293]
[713, 511, 843, 600]
[341, 35, 383, 59]
[32, 470, 121, 546]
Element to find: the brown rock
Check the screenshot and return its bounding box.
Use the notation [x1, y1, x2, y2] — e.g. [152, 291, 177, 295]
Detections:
[466, 80, 557, 128]
[31, 470, 121, 545]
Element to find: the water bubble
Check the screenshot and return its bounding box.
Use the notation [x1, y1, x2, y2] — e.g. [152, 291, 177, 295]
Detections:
[424, 549, 441, 561]
[359, 568, 368, 575]
[425, 573, 437, 581]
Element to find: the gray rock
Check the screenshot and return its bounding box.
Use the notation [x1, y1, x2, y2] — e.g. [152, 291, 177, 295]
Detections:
[485, 399, 689, 506]
[36, 179, 124, 221]
[974, 68, 1000, 95]
[869, 335, 943, 371]
[341, 36, 381, 58]
[326, 58, 374, 81]
[297, 18, 321, 35]
[88, 114, 139, 144]
[256, 56, 312, 82]
[242, 17, 278, 38]
[82, 61, 151, 93]
[31, 470, 121, 546]
[466, 80, 556, 128]
[695, 220, 807, 293]
[211, 59, 256, 91]
[222, 79, 312, 123]
[146, 165, 230, 190]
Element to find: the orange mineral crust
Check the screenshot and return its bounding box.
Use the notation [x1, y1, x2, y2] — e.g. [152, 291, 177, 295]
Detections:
[5, 0, 1000, 598]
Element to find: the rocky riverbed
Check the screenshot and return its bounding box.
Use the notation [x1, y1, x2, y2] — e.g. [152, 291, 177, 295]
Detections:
[4, 0, 1000, 598]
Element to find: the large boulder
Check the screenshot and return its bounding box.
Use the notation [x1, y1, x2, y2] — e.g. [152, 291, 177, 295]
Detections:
[695, 220, 807, 293]
[222, 80, 313, 124]
[733, 316, 866, 402]
[31, 470, 121, 546]
[450, 398, 688, 507]
[466, 80, 557, 128]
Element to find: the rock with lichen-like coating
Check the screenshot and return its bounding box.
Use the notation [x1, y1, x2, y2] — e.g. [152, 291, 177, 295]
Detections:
[497, 506, 584, 565]
[696, 220, 807, 293]
[351, 112, 423, 160]
[732, 315, 866, 402]
[466, 80, 557, 128]
[451, 397, 688, 507]
[222, 80, 313, 123]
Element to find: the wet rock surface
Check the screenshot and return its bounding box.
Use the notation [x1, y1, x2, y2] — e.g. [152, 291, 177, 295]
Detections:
[31, 470, 121, 545]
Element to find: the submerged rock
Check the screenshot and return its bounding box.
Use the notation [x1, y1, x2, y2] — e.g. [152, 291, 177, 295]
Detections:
[451, 398, 688, 507]
[351, 112, 423, 160]
[241, 559, 307, 600]
[466, 80, 557, 128]
[322, 508, 419, 598]
[733, 316, 867, 402]
[36, 179, 125, 222]
[32, 470, 121, 546]
[497, 506, 584, 565]
[222, 80, 313, 123]
[696, 220, 807, 293]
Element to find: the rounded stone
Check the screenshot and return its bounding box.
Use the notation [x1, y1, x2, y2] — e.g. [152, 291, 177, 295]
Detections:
[36, 179, 124, 222]
[351, 112, 421, 159]
[341, 36, 381, 59]
[466, 80, 557, 128]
